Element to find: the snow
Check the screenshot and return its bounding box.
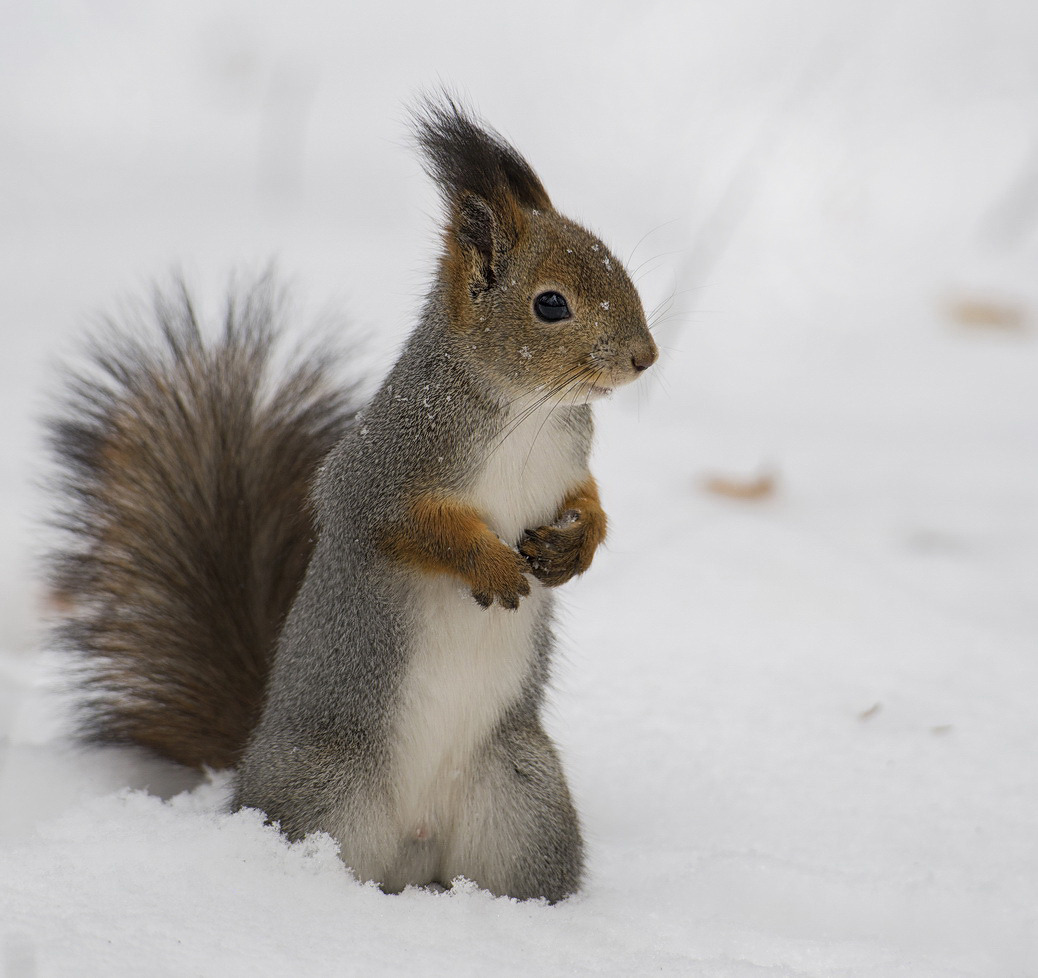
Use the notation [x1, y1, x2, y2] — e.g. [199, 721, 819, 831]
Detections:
[2, 1, 1037, 975]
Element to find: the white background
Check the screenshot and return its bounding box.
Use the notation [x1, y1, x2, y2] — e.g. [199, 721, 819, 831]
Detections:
[1, 2, 1036, 975]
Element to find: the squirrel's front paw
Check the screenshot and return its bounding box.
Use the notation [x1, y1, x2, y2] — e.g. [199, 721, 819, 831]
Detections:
[469, 546, 531, 610]
[519, 510, 597, 587]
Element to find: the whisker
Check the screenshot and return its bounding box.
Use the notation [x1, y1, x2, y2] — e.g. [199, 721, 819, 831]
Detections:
[625, 217, 681, 267]
[650, 366, 672, 398]
[629, 249, 686, 281]
[488, 365, 597, 459]
[500, 362, 590, 413]
[647, 293, 676, 323]
[581, 370, 602, 409]
[647, 313, 686, 333]
[519, 367, 603, 475]
[504, 365, 595, 426]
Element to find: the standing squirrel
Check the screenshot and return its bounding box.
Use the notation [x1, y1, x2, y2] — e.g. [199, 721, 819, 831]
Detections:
[49, 98, 657, 903]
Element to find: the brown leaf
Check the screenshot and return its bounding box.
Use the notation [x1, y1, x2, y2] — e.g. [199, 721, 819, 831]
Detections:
[702, 470, 777, 501]
[858, 702, 882, 721]
[946, 295, 1027, 330]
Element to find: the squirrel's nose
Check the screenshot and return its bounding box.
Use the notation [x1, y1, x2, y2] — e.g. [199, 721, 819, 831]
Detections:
[631, 342, 658, 373]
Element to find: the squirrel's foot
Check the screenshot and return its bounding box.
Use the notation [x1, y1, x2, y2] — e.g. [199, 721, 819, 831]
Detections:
[469, 546, 531, 610]
[519, 509, 597, 587]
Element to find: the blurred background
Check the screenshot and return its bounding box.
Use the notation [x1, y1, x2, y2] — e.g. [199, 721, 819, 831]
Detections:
[1, 2, 1036, 971]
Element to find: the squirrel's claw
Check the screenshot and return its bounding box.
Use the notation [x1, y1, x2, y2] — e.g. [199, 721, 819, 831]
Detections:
[519, 510, 594, 588]
[469, 548, 531, 610]
[470, 578, 529, 611]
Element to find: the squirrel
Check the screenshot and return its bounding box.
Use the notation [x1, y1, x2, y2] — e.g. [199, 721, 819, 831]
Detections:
[48, 97, 658, 903]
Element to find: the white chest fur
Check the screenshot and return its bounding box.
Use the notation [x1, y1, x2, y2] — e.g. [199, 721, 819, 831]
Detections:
[467, 399, 586, 544]
[391, 402, 586, 838]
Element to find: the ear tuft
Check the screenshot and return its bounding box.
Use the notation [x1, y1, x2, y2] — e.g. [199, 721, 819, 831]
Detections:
[412, 93, 552, 223]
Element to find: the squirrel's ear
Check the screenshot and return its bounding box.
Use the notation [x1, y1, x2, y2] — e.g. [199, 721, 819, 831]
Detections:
[414, 95, 552, 296]
[455, 193, 503, 290]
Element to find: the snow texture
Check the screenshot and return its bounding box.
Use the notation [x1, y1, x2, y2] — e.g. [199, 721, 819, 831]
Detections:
[2, 2, 1036, 976]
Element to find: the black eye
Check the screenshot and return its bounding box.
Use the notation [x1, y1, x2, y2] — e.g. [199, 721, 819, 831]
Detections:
[534, 291, 572, 322]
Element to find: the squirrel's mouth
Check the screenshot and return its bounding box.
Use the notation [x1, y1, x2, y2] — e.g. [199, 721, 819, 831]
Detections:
[589, 385, 614, 399]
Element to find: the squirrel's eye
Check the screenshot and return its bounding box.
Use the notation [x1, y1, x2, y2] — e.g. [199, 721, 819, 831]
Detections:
[534, 291, 572, 322]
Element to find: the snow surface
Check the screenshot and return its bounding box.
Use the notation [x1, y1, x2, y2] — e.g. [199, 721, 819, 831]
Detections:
[2, 2, 1037, 976]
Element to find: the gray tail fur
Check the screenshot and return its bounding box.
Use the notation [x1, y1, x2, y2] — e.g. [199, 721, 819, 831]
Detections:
[47, 276, 359, 768]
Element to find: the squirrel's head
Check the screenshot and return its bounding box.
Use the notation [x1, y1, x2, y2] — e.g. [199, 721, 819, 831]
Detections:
[414, 97, 658, 403]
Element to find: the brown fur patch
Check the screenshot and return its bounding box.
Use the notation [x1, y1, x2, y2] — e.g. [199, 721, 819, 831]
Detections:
[384, 493, 531, 610]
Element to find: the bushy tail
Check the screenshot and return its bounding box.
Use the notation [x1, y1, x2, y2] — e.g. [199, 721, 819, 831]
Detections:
[48, 278, 359, 769]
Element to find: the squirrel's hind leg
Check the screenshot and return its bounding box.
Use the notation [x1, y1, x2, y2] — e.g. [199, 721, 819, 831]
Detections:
[441, 722, 584, 903]
[236, 738, 411, 888]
